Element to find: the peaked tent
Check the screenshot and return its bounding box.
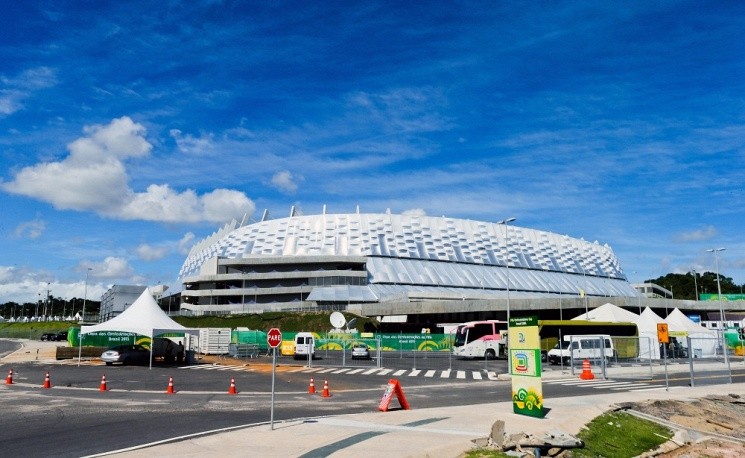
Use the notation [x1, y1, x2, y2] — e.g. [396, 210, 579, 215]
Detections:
[81, 289, 198, 367]
[664, 308, 718, 357]
[635, 307, 666, 359]
[571, 302, 639, 322]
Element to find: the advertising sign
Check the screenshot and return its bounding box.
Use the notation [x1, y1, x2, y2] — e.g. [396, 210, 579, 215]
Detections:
[509, 316, 544, 418]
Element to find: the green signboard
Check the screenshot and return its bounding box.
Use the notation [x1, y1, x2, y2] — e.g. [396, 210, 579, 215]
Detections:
[700, 293, 745, 301]
[509, 316, 544, 418]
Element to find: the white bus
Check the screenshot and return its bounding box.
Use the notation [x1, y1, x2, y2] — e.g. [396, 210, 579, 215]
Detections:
[452, 320, 508, 359]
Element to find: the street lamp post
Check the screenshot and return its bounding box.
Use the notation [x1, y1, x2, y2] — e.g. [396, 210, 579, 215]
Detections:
[78, 268, 92, 367]
[691, 270, 698, 301]
[706, 248, 726, 329]
[497, 217, 517, 324]
[497, 217, 516, 373]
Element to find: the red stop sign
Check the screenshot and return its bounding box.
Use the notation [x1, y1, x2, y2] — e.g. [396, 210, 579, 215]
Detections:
[267, 328, 282, 348]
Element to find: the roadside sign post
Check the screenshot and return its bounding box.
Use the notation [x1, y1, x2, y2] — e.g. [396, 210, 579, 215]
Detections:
[657, 323, 670, 391]
[267, 328, 282, 430]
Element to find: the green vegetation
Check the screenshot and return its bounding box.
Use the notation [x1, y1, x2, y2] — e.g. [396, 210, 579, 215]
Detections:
[0, 322, 72, 340]
[0, 312, 378, 340]
[465, 410, 672, 458]
[572, 410, 672, 458]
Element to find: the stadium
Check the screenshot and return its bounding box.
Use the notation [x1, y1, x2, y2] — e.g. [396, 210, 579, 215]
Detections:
[176, 209, 642, 325]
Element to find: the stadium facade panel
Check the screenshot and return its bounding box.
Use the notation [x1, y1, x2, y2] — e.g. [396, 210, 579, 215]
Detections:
[177, 212, 638, 315]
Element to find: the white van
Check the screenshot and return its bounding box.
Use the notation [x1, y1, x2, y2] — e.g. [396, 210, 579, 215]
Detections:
[293, 332, 316, 360]
[547, 334, 615, 365]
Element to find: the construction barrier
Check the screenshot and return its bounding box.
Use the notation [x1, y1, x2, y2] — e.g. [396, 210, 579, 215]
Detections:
[308, 377, 316, 394]
[379, 379, 410, 412]
[579, 359, 595, 380]
[5, 369, 12, 385]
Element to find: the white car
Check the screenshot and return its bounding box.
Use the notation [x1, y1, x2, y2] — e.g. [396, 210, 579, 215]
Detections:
[351, 343, 370, 360]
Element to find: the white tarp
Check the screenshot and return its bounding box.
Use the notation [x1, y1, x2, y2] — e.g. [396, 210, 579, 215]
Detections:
[664, 307, 718, 357]
[571, 302, 639, 322]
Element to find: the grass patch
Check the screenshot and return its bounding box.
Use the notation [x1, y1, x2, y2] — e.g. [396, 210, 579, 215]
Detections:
[572, 410, 673, 458]
[465, 410, 672, 458]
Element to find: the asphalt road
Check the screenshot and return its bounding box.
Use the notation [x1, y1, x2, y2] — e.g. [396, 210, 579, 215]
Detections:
[2, 353, 744, 457]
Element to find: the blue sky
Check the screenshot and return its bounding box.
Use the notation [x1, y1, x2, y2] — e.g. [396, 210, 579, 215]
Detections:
[1, 1, 744, 305]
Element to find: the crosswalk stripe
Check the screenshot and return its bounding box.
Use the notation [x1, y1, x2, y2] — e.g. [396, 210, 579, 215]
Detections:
[377, 369, 393, 376]
[346, 368, 365, 375]
[332, 368, 351, 374]
[392, 369, 407, 376]
[316, 368, 337, 374]
[472, 371, 483, 380]
[487, 371, 498, 380]
[362, 368, 380, 375]
[409, 370, 421, 377]
[456, 371, 466, 379]
[424, 370, 436, 378]
[610, 385, 649, 390]
[440, 370, 451, 378]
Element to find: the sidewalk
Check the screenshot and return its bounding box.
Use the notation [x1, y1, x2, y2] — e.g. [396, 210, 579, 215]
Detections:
[107, 382, 745, 458]
[4, 340, 743, 457]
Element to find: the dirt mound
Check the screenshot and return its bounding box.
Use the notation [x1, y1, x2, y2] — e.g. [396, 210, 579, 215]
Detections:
[618, 394, 745, 457]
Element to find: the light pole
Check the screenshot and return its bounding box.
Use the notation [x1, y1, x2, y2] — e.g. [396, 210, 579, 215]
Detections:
[497, 217, 516, 325]
[706, 248, 726, 329]
[78, 267, 92, 367]
[691, 270, 698, 301]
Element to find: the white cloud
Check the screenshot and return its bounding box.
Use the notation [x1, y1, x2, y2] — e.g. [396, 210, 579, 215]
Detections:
[135, 243, 169, 261]
[89, 256, 134, 279]
[169, 129, 215, 154]
[0, 67, 56, 116]
[271, 170, 299, 194]
[178, 232, 196, 254]
[13, 218, 46, 239]
[674, 226, 718, 243]
[2, 117, 254, 224]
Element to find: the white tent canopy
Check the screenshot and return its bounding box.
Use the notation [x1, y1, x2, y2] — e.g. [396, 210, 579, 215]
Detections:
[635, 307, 666, 359]
[571, 302, 639, 322]
[664, 308, 718, 357]
[81, 289, 197, 338]
[80, 289, 198, 368]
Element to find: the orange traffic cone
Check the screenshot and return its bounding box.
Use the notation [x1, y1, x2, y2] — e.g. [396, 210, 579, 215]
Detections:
[579, 359, 595, 380]
[99, 374, 108, 391]
[5, 368, 12, 385]
[42, 371, 52, 389]
[308, 377, 316, 394]
[228, 377, 237, 395]
[166, 376, 175, 394]
[321, 379, 331, 398]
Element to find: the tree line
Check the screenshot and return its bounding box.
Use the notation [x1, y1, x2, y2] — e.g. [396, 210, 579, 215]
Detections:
[0, 296, 101, 320]
[646, 271, 742, 300]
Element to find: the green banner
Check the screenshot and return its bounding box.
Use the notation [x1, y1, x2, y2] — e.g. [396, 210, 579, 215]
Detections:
[700, 293, 745, 301]
[509, 316, 545, 418]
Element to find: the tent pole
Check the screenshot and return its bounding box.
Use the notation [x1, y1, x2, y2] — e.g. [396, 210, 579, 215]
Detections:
[77, 330, 82, 367]
[149, 332, 154, 370]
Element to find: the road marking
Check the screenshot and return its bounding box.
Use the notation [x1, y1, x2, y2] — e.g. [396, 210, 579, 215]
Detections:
[331, 368, 351, 374]
[316, 368, 337, 374]
[346, 368, 365, 375]
[377, 369, 393, 376]
[392, 370, 407, 377]
[456, 371, 466, 379]
[362, 368, 380, 375]
[424, 370, 436, 377]
[440, 370, 451, 378]
[487, 371, 498, 380]
[472, 371, 483, 380]
[409, 370, 421, 377]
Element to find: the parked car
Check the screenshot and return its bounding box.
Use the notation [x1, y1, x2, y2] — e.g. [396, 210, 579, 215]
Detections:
[40, 333, 57, 341]
[351, 343, 371, 360]
[55, 331, 68, 342]
[101, 345, 151, 366]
